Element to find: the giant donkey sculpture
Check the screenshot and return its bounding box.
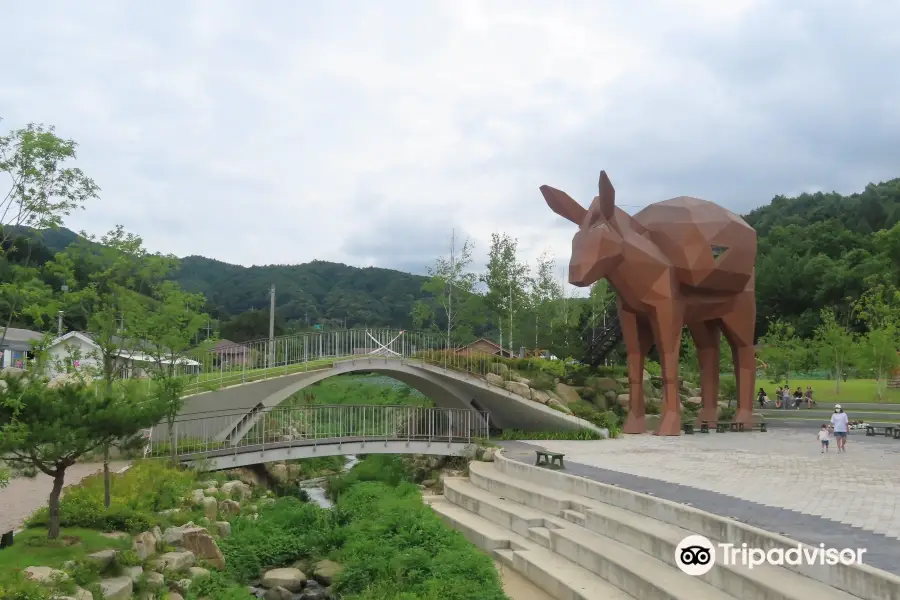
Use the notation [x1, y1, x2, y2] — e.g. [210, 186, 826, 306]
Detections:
[541, 171, 757, 435]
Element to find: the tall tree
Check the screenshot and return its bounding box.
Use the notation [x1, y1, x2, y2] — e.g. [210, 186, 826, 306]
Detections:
[0, 372, 164, 539]
[142, 281, 208, 459]
[414, 229, 478, 347]
[480, 233, 528, 356]
[0, 120, 98, 348]
[528, 253, 562, 350]
[813, 307, 857, 392]
[48, 226, 175, 505]
[853, 284, 900, 400]
[758, 319, 806, 387]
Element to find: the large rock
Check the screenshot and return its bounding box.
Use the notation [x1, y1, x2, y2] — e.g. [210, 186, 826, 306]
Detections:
[145, 571, 165, 589]
[221, 480, 251, 500]
[87, 549, 117, 568]
[260, 567, 307, 592]
[264, 587, 294, 600]
[181, 527, 226, 570]
[504, 381, 532, 399]
[485, 372, 503, 386]
[616, 394, 630, 408]
[191, 489, 205, 504]
[158, 550, 196, 571]
[312, 560, 344, 585]
[642, 380, 656, 399]
[531, 389, 550, 404]
[215, 521, 232, 537]
[589, 377, 618, 391]
[645, 414, 661, 431]
[57, 587, 92, 600]
[123, 566, 143, 583]
[266, 463, 290, 483]
[163, 523, 197, 545]
[300, 580, 330, 599]
[202, 496, 218, 520]
[547, 398, 573, 414]
[188, 566, 210, 579]
[555, 383, 582, 405]
[219, 499, 241, 516]
[99, 576, 133, 600]
[686, 396, 702, 406]
[23, 566, 67, 584]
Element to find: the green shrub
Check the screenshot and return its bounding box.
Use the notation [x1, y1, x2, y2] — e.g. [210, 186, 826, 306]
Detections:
[644, 360, 662, 377]
[719, 378, 737, 402]
[645, 399, 661, 415]
[330, 481, 507, 600]
[326, 454, 409, 500]
[719, 406, 736, 421]
[567, 401, 622, 437]
[528, 371, 556, 391]
[25, 460, 197, 533]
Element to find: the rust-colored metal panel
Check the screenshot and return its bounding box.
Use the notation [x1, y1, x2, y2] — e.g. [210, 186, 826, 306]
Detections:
[541, 171, 757, 436]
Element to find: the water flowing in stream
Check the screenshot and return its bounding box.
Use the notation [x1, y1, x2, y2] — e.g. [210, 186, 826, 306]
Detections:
[299, 454, 359, 509]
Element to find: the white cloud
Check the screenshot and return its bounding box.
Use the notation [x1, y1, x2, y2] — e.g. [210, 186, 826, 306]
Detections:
[2, 0, 899, 298]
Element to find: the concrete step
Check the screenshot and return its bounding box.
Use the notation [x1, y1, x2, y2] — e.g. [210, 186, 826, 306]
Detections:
[429, 496, 633, 600]
[448, 471, 733, 600]
[578, 501, 858, 600]
[468, 461, 857, 600]
[443, 477, 557, 538]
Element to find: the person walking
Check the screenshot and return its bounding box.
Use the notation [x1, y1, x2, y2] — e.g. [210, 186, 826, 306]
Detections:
[817, 424, 831, 453]
[757, 388, 768, 409]
[830, 404, 849, 452]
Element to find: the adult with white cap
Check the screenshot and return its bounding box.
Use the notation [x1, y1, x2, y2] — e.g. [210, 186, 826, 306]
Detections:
[830, 404, 849, 452]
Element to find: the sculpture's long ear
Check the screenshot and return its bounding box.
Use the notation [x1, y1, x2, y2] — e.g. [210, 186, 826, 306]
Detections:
[540, 185, 587, 225]
[597, 171, 616, 220]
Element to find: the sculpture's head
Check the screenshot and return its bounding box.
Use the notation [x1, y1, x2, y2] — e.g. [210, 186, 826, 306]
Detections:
[540, 171, 624, 287]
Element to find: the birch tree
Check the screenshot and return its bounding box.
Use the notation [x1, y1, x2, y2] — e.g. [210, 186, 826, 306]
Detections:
[480, 233, 528, 356]
[528, 253, 562, 350]
[416, 229, 478, 348]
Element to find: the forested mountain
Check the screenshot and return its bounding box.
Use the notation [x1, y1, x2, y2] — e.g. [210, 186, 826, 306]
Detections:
[173, 256, 427, 329]
[747, 176, 900, 337]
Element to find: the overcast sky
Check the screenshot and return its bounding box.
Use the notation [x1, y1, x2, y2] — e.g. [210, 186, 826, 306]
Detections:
[2, 1, 899, 289]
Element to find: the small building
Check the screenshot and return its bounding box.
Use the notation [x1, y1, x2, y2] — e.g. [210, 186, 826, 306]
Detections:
[45, 331, 201, 379]
[454, 338, 514, 358]
[210, 339, 251, 368]
[0, 327, 44, 368]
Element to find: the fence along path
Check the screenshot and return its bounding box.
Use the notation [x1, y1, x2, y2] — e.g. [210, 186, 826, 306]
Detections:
[180, 328, 532, 396]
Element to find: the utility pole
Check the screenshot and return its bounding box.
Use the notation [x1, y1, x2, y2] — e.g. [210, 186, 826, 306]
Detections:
[204, 319, 212, 340]
[268, 284, 276, 368]
[57, 311, 64, 337]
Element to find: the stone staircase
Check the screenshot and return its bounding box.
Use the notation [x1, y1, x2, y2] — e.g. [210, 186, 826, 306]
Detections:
[425, 452, 900, 600]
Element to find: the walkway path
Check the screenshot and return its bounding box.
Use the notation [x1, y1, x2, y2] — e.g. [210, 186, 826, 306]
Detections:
[1, 461, 127, 533]
[499, 430, 900, 576]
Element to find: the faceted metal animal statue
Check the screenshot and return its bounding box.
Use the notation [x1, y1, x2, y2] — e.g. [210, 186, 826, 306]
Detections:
[541, 171, 757, 435]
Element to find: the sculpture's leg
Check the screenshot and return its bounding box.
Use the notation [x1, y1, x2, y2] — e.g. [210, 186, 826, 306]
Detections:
[688, 320, 721, 426]
[619, 307, 654, 434]
[649, 304, 684, 436]
[721, 291, 757, 426]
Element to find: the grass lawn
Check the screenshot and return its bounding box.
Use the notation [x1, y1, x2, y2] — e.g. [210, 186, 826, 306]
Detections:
[735, 376, 900, 403]
[0, 527, 131, 585]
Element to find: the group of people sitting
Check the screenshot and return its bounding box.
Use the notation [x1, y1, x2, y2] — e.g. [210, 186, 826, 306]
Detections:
[757, 385, 814, 409]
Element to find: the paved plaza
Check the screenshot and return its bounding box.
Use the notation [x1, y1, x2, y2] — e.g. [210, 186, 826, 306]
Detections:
[529, 429, 900, 539]
[1, 461, 126, 533]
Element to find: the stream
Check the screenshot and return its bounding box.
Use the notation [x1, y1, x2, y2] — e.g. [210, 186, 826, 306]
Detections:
[298, 454, 359, 508]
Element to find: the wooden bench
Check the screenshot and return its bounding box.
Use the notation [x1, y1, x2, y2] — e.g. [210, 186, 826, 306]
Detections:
[683, 423, 695, 434]
[699, 421, 710, 433]
[535, 450, 565, 469]
[715, 421, 745, 432]
[865, 425, 895, 437]
[894, 427, 900, 440]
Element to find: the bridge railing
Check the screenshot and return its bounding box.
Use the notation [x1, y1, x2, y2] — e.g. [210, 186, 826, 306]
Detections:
[145, 405, 490, 459]
[179, 328, 533, 396]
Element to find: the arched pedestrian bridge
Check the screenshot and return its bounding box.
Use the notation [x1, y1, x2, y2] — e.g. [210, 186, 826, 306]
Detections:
[146, 405, 486, 471]
[164, 329, 601, 443]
